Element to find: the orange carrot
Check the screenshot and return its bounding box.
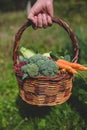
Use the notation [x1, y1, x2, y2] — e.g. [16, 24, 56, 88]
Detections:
[56, 62, 77, 74]
[57, 59, 87, 71]
[66, 67, 77, 74]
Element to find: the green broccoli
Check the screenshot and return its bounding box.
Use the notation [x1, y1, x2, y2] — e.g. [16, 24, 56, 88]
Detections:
[21, 64, 28, 73]
[39, 59, 58, 76]
[36, 59, 45, 68]
[21, 63, 39, 77]
[28, 54, 59, 76]
[28, 54, 48, 64]
[26, 64, 39, 77]
[21, 54, 59, 78]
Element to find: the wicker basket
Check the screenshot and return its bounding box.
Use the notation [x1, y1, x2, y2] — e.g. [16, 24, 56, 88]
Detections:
[13, 17, 79, 106]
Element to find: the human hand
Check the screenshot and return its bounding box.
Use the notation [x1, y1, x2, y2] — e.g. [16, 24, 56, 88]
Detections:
[27, 0, 54, 28]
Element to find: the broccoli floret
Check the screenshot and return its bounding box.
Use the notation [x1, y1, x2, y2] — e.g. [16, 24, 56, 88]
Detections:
[49, 60, 59, 73]
[28, 54, 48, 64]
[26, 64, 39, 77]
[41, 67, 55, 76]
[21, 64, 28, 73]
[39, 59, 58, 76]
[36, 59, 45, 67]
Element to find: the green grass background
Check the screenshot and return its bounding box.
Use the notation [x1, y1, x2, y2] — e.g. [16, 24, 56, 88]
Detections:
[0, 1, 87, 130]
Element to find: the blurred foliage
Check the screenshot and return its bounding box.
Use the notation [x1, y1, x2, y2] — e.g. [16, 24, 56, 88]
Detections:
[0, 0, 87, 14]
[0, 0, 27, 11]
[0, 1, 87, 130]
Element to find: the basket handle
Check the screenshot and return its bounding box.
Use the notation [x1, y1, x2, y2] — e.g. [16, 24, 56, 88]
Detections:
[13, 17, 79, 65]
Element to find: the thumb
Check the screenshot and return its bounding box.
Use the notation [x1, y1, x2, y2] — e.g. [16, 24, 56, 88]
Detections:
[28, 13, 35, 23]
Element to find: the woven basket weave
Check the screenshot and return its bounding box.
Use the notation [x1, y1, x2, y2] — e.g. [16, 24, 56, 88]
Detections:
[13, 17, 79, 106]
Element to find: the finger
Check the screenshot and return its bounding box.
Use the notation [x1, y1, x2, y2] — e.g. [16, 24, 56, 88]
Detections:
[42, 13, 48, 28]
[37, 13, 43, 28]
[32, 16, 38, 29]
[47, 15, 52, 26]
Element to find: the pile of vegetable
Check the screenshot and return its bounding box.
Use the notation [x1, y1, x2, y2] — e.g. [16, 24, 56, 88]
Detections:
[56, 59, 87, 74]
[15, 47, 87, 80]
[18, 47, 59, 79]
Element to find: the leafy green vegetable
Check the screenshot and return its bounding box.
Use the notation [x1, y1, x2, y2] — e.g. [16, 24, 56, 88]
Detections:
[64, 54, 71, 61]
[50, 51, 59, 60]
[20, 47, 35, 59]
[50, 51, 71, 61]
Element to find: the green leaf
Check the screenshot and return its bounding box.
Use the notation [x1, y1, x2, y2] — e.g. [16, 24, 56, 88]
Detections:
[50, 51, 59, 60]
[64, 54, 71, 61]
[38, 119, 46, 129]
[78, 89, 87, 95]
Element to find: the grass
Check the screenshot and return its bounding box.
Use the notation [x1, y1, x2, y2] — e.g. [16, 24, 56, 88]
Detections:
[0, 4, 87, 129]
